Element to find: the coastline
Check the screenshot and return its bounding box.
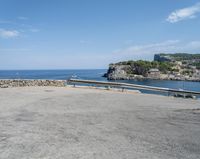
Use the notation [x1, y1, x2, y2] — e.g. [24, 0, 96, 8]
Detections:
[106, 76, 200, 82]
[1, 78, 199, 92]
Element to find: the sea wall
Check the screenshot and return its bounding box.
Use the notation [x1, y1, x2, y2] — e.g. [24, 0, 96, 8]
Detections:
[0, 79, 66, 88]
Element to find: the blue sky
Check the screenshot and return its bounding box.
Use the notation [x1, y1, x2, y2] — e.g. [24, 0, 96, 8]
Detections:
[0, 0, 200, 69]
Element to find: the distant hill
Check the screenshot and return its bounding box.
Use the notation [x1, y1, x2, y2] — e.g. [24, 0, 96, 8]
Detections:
[154, 53, 200, 62]
[104, 53, 200, 81]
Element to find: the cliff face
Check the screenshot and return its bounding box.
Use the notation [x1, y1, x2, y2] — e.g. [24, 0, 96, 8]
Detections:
[154, 54, 172, 62]
[104, 53, 200, 81]
[104, 65, 128, 80]
[104, 64, 144, 80]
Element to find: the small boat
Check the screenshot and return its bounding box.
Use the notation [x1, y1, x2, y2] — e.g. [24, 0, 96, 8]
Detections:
[71, 75, 78, 78]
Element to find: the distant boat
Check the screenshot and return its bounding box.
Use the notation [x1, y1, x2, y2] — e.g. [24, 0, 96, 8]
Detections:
[71, 75, 78, 79]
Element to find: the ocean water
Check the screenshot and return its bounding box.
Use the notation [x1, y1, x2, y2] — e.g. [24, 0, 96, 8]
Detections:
[116, 79, 200, 96]
[0, 69, 200, 94]
[0, 69, 106, 81]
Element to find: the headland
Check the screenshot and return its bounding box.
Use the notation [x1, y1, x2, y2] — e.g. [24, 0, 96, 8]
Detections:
[104, 53, 200, 81]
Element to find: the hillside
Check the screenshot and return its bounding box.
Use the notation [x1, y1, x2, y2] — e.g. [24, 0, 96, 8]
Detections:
[155, 53, 200, 61]
[104, 53, 200, 81]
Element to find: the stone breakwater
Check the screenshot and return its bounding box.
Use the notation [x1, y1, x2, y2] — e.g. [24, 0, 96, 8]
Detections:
[0, 79, 66, 88]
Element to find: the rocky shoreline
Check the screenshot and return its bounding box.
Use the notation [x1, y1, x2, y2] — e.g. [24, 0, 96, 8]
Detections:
[104, 53, 200, 82]
[103, 65, 200, 82]
[0, 79, 66, 88]
[104, 75, 200, 82]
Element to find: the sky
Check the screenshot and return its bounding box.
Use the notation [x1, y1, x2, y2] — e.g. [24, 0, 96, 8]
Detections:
[0, 0, 200, 69]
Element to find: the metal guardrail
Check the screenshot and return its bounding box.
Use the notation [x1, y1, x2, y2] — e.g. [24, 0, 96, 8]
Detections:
[67, 79, 200, 97]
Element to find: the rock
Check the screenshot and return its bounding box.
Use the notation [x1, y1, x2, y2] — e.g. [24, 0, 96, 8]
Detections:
[104, 64, 146, 80]
[106, 65, 131, 80]
[0, 80, 66, 88]
[0, 85, 9, 88]
[102, 73, 108, 78]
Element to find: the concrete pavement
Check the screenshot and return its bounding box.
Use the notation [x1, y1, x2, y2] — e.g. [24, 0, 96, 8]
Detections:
[0, 86, 200, 159]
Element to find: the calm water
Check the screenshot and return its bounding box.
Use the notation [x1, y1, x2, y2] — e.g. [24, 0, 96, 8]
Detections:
[0, 69, 106, 81]
[0, 69, 200, 94]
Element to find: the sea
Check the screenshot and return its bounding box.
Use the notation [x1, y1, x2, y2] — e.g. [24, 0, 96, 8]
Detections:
[0, 69, 200, 96]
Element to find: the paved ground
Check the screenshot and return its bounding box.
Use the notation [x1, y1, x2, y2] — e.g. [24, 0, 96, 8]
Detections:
[0, 86, 200, 159]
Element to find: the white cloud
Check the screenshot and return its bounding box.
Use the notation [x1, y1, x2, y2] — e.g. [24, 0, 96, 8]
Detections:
[0, 29, 20, 38]
[114, 40, 200, 60]
[166, 2, 200, 23]
[17, 16, 28, 20]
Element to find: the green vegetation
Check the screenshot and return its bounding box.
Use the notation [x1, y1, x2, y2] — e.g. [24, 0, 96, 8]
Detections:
[192, 62, 200, 69]
[113, 60, 174, 76]
[160, 53, 200, 61]
[182, 70, 193, 75]
[108, 53, 200, 80]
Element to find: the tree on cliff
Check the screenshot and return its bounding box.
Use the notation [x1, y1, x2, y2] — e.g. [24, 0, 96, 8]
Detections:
[113, 60, 173, 76]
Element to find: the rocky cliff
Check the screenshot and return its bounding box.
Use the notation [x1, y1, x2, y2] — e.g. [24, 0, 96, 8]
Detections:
[104, 55, 200, 81]
[104, 64, 144, 80]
